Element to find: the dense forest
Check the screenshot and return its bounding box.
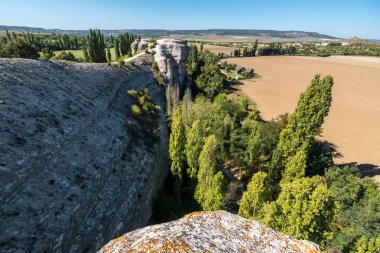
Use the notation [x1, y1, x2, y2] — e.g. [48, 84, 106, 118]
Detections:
[152, 45, 380, 253]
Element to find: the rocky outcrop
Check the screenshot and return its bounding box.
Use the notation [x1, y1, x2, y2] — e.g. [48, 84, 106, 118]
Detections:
[130, 39, 149, 54]
[153, 39, 188, 105]
[0, 55, 169, 252]
[99, 211, 321, 253]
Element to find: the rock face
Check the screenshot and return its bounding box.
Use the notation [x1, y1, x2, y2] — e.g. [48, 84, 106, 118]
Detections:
[130, 39, 149, 54]
[0, 55, 169, 252]
[153, 39, 188, 105]
[99, 211, 321, 253]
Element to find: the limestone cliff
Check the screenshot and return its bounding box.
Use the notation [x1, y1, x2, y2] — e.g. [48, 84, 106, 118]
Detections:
[98, 211, 321, 253]
[130, 39, 149, 54]
[0, 55, 169, 252]
[153, 39, 188, 105]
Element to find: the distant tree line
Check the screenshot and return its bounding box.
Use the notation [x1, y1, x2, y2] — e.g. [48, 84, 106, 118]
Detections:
[0, 29, 138, 62]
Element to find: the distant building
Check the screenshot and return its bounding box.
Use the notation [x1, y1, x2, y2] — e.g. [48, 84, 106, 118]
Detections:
[217, 59, 227, 66]
[235, 66, 244, 74]
[246, 68, 254, 75]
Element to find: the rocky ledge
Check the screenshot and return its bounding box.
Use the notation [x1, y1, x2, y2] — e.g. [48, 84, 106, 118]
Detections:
[99, 211, 321, 253]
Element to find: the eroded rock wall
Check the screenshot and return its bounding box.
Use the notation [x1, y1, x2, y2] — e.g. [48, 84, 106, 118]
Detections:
[0, 56, 168, 253]
[153, 39, 188, 105]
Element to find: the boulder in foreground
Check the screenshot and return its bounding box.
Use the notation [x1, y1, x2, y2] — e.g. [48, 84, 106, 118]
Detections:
[99, 211, 321, 253]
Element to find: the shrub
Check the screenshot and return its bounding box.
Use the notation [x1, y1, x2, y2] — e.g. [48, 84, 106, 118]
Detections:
[52, 51, 77, 61]
[40, 48, 55, 60]
[0, 39, 39, 59]
[131, 104, 141, 115]
[127, 89, 138, 97]
[152, 61, 164, 85]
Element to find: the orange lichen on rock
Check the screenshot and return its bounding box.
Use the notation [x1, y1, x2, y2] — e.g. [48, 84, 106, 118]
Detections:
[98, 211, 322, 253]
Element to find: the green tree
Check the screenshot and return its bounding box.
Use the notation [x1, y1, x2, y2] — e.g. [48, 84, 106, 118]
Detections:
[281, 141, 309, 183]
[52, 51, 77, 61]
[169, 106, 186, 179]
[205, 171, 227, 210]
[106, 48, 112, 63]
[40, 47, 54, 60]
[195, 135, 226, 210]
[114, 39, 120, 59]
[185, 120, 205, 178]
[245, 122, 279, 169]
[186, 45, 199, 78]
[85, 29, 107, 63]
[252, 39, 258, 56]
[273, 176, 336, 246]
[355, 236, 380, 253]
[83, 44, 89, 62]
[269, 75, 334, 185]
[326, 166, 380, 252]
[0, 39, 39, 59]
[6, 30, 11, 41]
[238, 171, 269, 219]
[195, 64, 225, 99]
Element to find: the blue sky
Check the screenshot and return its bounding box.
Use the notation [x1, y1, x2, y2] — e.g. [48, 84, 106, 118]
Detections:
[0, 0, 379, 38]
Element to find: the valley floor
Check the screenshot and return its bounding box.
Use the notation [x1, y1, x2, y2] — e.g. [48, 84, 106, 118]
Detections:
[227, 55, 380, 182]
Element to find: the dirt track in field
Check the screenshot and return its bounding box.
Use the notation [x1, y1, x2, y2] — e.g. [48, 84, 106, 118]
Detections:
[191, 43, 240, 54]
[227, 56, 380, 182]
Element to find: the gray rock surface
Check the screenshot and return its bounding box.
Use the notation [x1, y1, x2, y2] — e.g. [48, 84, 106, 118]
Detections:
[153, 39, 188, 105]
[0, 55, 169, 253]
[130, 39, 149, 54]
[98, 211, 322, 253]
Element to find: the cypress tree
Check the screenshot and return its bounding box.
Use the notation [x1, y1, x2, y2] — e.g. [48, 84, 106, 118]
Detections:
[106, 48, 112, 63]
[6, 30, 11, 41]
[83, 44, 89, 62]
[114, 39, 120, 59]
[252, 39, 258, 56]
[86, 29, 107, 63]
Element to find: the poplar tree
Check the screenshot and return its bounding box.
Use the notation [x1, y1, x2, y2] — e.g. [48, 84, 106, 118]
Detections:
[238, 171, 269, 219]
[281, 142, 308, 184]
[185, 120, 205, 178]
[269, 75, 334, 185]
[169, 106, 186, 179]
[195, 135, 226, 211]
